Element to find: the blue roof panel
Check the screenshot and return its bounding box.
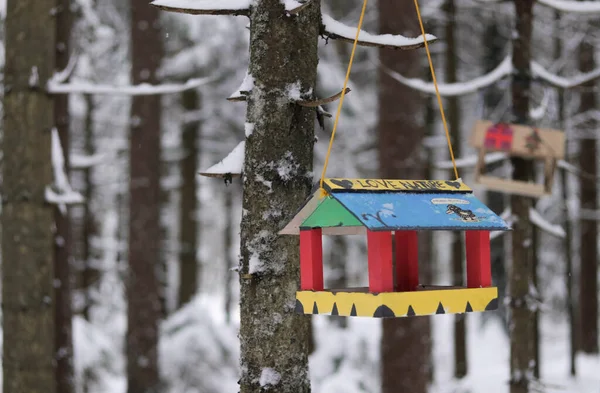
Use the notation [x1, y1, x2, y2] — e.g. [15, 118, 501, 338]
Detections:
[332, 192, 510, 231]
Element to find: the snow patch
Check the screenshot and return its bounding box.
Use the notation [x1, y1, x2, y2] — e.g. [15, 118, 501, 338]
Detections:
[46, 128, 85, 213]
[245, 122, 255, 137]
[229, 71, 255, 100]
[151, 0, 252, 11]
[202, 141, 245, 176]
[538, 0, 600, 13]
[259, 367, 281, 387]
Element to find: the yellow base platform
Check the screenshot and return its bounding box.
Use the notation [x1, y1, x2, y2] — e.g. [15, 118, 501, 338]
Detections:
[295, 287, 498, 318]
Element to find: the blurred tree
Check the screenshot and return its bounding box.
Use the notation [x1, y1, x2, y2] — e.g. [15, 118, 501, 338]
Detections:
[178, 88, 200, 307]
[443, 0, 468, 379]
[378, 0, 431, 391]
[126, 0, 164, 392]
[2, 1, 57, 393]
[54, 1, 76, 393]
[509, 1, 536, 392]
[577, 14, 598, 355]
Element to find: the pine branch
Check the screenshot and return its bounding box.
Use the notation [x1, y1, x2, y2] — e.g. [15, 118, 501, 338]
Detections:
[48, 76, 217, 95]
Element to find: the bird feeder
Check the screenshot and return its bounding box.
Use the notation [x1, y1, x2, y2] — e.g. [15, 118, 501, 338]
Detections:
[470, 120, 565, 197]
[280, 178, 510, 318]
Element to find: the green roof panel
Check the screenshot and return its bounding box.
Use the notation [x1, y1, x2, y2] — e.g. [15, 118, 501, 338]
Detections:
[301, 196, 362, 229]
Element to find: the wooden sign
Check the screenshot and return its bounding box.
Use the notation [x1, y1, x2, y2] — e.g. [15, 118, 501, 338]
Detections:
[322, 178, 472, 193]
[470, 120, 565, 197]
[471, 120, 564, 159]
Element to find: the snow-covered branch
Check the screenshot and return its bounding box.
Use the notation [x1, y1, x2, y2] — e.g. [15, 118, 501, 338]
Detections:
[384, 56, 512, 96]
[537, 0, 600, 13]
[532, 61, 600, 89]
[435, 151, 507, 170]
[46, 129, 84, 214]
[200, 141, 245, 178]
[284, 0, 313, 15]
[151, 0, 250, 15]
[385, 55, 600, 95]
[321, 14, 437, 50]
[529, 207, 566, 239]
[48, 76, 216, 96]
[70, 153, 104, 169]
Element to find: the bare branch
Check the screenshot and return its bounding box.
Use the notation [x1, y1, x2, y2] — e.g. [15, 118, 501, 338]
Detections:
[321, 14, 437, 50]
[150, 0, 250, 16]
[296, 88, 351, 107]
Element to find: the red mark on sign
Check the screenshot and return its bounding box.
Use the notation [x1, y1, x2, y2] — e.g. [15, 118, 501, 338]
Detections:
[484, 123, 514, 151]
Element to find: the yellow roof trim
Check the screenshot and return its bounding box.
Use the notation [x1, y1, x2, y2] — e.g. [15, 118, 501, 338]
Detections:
[322, 178, 472, 193]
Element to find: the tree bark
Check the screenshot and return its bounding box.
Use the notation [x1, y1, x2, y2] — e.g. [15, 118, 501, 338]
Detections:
[82, 93, 98, 320]
[238, 0, 320, 392]
[2, 1, 57, 393]
[379, 1, 431, 392]
[178, 88, 200, 307]
[127, 1, 164, 392]
[444, 0, 467, 379]
[482, 19, 508, 330]
[224, 184, 234, 324]
[554, 11, 576, 375]
[54, 1, 75, 392]
[510, 2, 536, 392]
[577, 13, 599, 355]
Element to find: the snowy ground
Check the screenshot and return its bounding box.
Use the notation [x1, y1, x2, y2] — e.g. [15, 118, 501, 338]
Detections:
[310, 311, 600, 393]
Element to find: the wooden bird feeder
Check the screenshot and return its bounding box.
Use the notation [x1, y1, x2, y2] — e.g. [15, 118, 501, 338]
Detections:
[470, 120, 565, 197]
[280, 178, 510, 318]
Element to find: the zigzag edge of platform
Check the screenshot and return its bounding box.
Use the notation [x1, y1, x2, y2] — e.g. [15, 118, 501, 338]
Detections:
[295, 287, 498, 318]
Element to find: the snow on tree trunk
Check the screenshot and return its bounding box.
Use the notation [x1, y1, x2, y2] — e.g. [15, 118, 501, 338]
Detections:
[509, 1, 536, 392]
[577, 13, 599, 355]
[2, 1, 57, 393]
[126, 0, 164, 392]
[378, 0, 431, 391]
[178, 88, 200, 307]
[54, 1, 75, 392]
[238, 0, 320, 391]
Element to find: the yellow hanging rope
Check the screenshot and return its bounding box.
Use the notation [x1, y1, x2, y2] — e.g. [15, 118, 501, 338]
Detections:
[413, 0, 459, 180]
[319, 0, 369, 196]
[319, 0, 460, 196]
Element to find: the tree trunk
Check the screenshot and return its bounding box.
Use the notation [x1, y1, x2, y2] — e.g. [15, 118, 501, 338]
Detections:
[328, 236, 348, 328]
[127, 1, 164, 392]
[82, 93, 98, 320]
[510, 2, 536, 392]
[444, 0, 467, 379]
[554, 10, 576, 375]
[54, 1, 75, 392]
[238, 0, 320, 392]
[482, 20, 508, 330]
[224, 184, 234, 324]
[178, 88, 200, 307]
[577, 13, 599, 355]
[2, 1, 56, 393]
[379, 1, 431, 391]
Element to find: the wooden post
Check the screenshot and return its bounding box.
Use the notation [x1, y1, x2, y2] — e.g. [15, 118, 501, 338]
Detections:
[367, 230, 394, 293]
[395, 231, 419, 291]
[300, 228, 323, 291]
[465, 230, 492, 288]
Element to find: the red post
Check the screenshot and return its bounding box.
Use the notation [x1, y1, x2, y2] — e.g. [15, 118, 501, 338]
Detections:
[300, 228, 324, 290]
[465, 230, 492, 288]
[367, 230, 394, 293]
[395, 230, 419, 291]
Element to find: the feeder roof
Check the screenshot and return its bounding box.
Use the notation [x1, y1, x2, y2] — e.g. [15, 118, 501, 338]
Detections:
[279, 178, 511, 235]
